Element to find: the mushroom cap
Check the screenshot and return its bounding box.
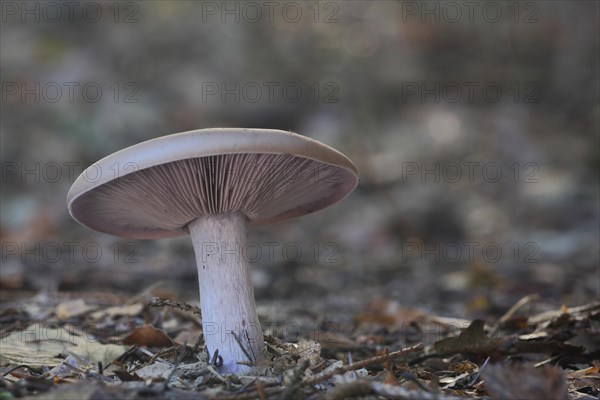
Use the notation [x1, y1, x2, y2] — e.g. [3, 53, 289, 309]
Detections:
[67, 128, 359, 239]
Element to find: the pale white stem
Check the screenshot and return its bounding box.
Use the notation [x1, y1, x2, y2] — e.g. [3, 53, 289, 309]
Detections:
[188, 212, 264, 374]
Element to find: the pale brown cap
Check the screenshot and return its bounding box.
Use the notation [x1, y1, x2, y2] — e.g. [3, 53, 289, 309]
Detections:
[67, 128, 358, 239]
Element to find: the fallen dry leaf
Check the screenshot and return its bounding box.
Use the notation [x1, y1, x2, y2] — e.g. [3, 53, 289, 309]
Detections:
[483, 363, 568, 400]
[291, 338, 321, 365]
[0, 326, 127, 367]
[134, 361, 173, 380]
[122, 325, 174, 347]
[56, 299, 97, 320]
[568, 366, 600, 378]
[90, 303, 144, 320]
[434, 320, 486, 355]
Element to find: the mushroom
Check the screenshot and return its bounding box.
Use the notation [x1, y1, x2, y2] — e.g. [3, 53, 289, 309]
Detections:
[67, 128, 358, 374]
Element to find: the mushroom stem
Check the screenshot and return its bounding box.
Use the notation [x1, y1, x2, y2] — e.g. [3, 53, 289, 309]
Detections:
[188, 212, 265, 374]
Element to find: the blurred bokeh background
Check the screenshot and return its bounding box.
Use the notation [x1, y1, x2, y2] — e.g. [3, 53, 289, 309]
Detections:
[1, 1, 598, 321]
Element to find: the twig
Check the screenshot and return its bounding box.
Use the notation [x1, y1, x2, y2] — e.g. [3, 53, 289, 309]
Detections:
[534, 356, 561, 368]
[206, 364, 227, 383]
[191, 333, 204, 356]
[216, 344, 425, 400]
[218, 344, 424, 400]
[265, 340, 284, 357]
[231, 331, 255, 364]
[147, 296, 202, 316]
[528, 301, 600, 324]
[139, 346, 177, 369]
[489, 294, 539, 336]
[209, 348, 223, 367]
[348, 352, 357, 380]
[303, 343, 424, 386]
[468, 355, 490, 386]
[60, 361, 85, 375]
[244, 330, 256, 364]
[2, 365, 40, 377]
[139, 347, 171, 366]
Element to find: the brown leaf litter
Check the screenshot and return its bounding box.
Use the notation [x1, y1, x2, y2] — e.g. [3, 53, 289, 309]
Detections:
[0, 293, 598, 399]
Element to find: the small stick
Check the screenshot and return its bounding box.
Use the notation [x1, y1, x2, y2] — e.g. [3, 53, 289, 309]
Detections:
[139, 347, 169, 364]
[210, 348, 223, 367]
[206, 364, 227, 383]
[468, 355, 490, 386]
[221, 344, 424, 400]
[231, 331, 255, 364]
[2, 365, 38, 377]
[348, 352, 357, 380]
[191, 334, 204, 356]
[528, 301, 600, 324]
[148, 297, 202, 316]
[139, 346, 177, 369]
[303, 343, 423, 386]
[489, 294, 539, 336]
[244, 330, 256, 363]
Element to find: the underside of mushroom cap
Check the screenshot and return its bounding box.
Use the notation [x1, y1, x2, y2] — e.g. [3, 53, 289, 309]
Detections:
[67, 128, 358, 239]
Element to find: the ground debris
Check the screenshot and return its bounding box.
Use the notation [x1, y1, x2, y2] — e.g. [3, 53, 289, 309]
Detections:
[482, 363, 569, 400]
[0, 294, 598, 399]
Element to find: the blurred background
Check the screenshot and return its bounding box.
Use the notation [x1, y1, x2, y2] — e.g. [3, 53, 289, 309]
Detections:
[1, 1, 598, 322]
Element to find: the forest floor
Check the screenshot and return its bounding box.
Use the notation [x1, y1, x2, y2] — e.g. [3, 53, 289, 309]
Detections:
[1, 286, 598, 399]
